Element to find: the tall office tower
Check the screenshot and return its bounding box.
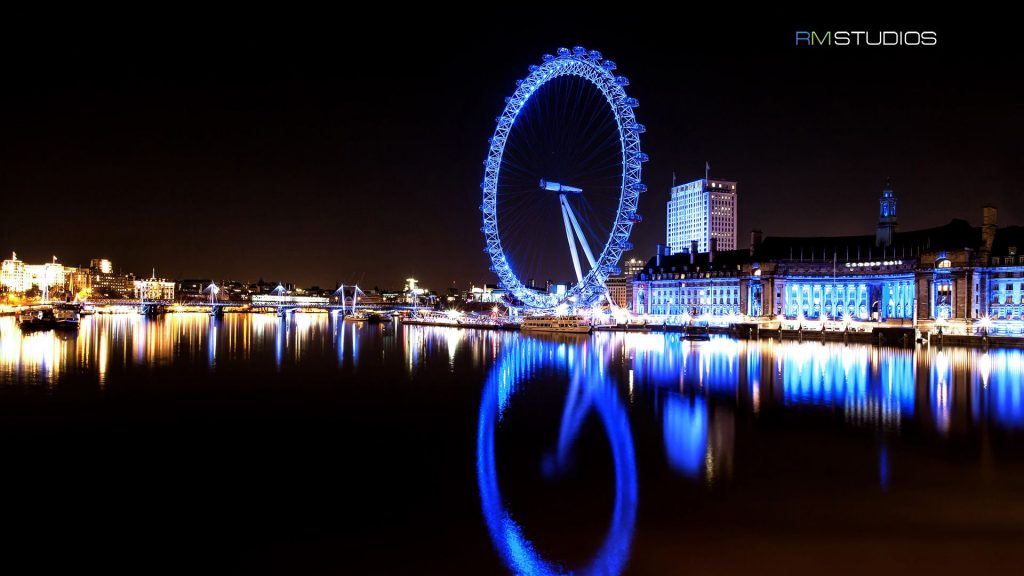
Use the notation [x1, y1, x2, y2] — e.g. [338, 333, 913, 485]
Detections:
[667, 177, 737, 254]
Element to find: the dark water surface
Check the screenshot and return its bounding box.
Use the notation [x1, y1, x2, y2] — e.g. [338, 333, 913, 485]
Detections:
[1, 313, 1022, 574]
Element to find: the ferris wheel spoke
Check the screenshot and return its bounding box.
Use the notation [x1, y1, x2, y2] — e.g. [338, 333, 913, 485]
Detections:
[561, 195, 599, 270]
[560, 200, 584, 283]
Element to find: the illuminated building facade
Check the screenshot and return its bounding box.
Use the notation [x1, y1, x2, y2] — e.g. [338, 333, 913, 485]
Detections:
[1, 253, 78, 297]
[622, 256, 647, 277]
[91, 273, 132, 299]
[90, 259, 113, 274]
[1, 253, 28, 293]
[667, 178, 737, 254]
[85, 259, 133, 299]
[637, 180, 1024, 332]
[134, 276, 176, 301]
[632, 246, 744, 317]
[605, 274, 633, 310]
[468, 284, 507, 303]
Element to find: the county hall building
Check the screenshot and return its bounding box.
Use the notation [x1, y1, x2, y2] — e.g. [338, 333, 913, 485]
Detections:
[633, 179, 1024, 333]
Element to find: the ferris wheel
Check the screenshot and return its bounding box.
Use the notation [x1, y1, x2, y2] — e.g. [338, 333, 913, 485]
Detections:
[481, 46, 646, 310]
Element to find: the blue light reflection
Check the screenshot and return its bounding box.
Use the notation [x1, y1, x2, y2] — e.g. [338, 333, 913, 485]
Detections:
[477, 336, 637, 576]
[663, 394, 707, 478]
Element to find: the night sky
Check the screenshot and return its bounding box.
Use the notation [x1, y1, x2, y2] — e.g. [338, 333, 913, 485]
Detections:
[1, 12, 1020, 290]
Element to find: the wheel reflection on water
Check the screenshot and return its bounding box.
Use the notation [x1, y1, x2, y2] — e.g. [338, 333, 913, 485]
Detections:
[477, 336, 637, 576]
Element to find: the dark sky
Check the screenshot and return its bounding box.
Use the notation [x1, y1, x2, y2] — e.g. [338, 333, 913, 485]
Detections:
[1, 11, 1020, 290]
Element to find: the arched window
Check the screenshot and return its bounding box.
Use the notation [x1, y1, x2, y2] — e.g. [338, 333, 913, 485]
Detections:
[937, 259, 952, 268]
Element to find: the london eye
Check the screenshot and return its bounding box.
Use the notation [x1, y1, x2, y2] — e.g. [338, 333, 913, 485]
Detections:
[481, 46, 646, 310]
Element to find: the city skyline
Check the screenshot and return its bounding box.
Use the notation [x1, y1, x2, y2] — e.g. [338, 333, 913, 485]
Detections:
[1, 13, 1019, 289]
[1, 12, 1023, 574]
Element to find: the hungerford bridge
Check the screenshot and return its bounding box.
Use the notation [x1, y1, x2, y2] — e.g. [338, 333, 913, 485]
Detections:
[88, 284, 412, 317]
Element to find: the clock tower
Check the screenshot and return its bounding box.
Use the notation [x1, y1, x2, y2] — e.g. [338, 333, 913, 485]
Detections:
[876, 177, 897, 247]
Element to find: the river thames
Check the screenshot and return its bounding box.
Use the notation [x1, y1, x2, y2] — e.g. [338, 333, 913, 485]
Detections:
[0, 313, 1022, 573]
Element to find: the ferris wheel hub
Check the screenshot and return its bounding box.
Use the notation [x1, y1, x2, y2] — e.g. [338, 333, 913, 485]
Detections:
[539, 179, 583, 194]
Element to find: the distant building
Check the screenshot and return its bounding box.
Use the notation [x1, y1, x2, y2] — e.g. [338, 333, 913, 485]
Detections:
[633, 245, 743, 317]
[24, 261, 70, 298]
[134, 274, 175, 301]
[90, 258, 113, 274]
[356, 290, 384, 306]
[605, 275, 633, 310]
[667, 178, 737, 254]
[87, 259, 132, 299]
[252, 279, 290, 295]
[1, 253, 77, 298]
[91, 273, 133, 299]
[622, 256, 647, 277]
[1, 253, 28, 293]
[176, 279, 213, 302]
[221, 280, 253, 302]
[469, 284, 506, 303]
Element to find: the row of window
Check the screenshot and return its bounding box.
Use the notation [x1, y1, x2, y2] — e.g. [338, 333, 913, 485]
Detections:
[989, 306, 1024, 320]
[992, 256, 1024, 266]
[991, 295, 1024, 305]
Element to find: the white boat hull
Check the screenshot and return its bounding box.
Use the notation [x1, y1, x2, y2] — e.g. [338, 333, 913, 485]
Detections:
[520, 325, 592, 334]
[519, 316, 592, 334]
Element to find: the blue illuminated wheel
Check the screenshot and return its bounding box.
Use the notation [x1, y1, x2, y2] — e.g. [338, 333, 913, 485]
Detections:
[481, 46, 646, 310]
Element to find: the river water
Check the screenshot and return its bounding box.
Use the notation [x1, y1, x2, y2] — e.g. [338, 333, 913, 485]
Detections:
[0, 313, 1021, 574]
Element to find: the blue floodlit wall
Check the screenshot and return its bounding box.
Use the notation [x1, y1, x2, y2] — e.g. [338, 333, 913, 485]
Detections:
[988, 275, 1024, 320]
[782, 275, 914, 320]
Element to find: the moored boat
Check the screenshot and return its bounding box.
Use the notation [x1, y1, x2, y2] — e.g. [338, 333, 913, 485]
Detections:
[520, 315, 591, 334]
[684, 326, 711, 341]
[16, 307, 55, 331]
[53, 303, 82, 329]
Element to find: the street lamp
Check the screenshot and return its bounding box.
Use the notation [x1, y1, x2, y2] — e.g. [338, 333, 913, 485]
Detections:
[978, 315, 993, 336]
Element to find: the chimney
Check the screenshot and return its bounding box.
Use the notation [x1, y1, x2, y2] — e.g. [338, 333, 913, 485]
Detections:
[982, 205, 998, 253]
[709, 238, 717, 263]
[690, 240, 698, 264]
[750, 229, 763, 257]
[655, 244, 662, 267]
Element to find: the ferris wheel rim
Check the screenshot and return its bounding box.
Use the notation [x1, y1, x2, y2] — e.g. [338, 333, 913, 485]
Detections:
[481, 47, 645, 310]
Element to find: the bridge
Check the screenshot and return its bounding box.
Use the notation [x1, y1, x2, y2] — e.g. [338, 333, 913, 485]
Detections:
[74, 284, 428, 318]
[82, 300, 414, 317]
